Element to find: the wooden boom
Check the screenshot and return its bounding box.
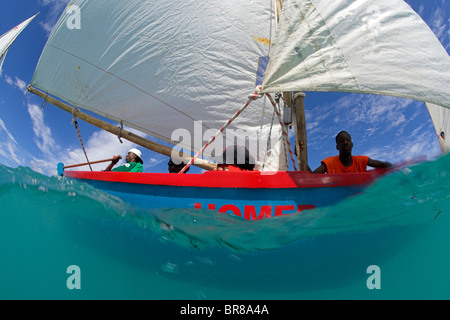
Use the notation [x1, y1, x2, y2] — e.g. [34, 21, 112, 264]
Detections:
[27, 85, 217, 171]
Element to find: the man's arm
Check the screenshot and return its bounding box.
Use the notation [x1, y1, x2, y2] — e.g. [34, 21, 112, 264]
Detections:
[105, 155, 121, 171]
[312, 162, 327, 173]
[367, 158, 392, 169]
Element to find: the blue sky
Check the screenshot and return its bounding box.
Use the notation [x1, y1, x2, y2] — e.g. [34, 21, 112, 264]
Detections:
[0, 0, 449, 176]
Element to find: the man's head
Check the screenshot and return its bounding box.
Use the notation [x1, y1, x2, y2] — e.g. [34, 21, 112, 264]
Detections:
[221, 145, 255, 170]
[126, 148, 143, 164]
[168, 158, 189, 173]
[335, 131, 353, 155]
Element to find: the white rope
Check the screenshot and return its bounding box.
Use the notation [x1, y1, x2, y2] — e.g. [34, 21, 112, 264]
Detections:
[265, 93, 298, 171]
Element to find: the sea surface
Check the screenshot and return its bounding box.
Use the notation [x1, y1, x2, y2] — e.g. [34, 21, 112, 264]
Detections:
[1, 154, 449, 300]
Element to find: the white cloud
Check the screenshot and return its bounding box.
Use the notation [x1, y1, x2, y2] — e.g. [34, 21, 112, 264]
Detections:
[0, 117, 23, 166]
[430, 6, 448, 46]
[27, 130, 126, 176]
[417, 5, 425, 16]
[146, 157, 163, 168]
[38, 0, 71, 36]
[0, 118, 17, 144]
[60, 128, 165, 172]
[307, 94, 416, 139]
[24, 105, 159, 176]
[417, 1, 450, 50]
[4, 75, 27, 95]
[365, 133, 441, 164]
[27, 103, 56, 156]
[63, 129, 136, 170]
[27, 125, 137, 176]
[303, 92, 441, 168]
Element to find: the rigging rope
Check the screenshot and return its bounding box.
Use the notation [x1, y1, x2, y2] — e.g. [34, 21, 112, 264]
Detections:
[265, 93, 298, 171]
[178, 87, 298, 173]
[262, 110, 276, 171]
[72, 110, 93, 171]
[178, 87, 263, 174]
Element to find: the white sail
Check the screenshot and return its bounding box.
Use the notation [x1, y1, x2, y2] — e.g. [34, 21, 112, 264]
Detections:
[261, 0, 450, 110]
[31, 1, 288, 170]
[0, 13, 38, 75]
[426, 103, 450, 154]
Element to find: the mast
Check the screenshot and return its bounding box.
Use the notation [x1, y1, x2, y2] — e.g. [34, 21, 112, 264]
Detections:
[28, 86, 217, 171]
[287, 92, 308, 171]
[276, 0, 308, 171]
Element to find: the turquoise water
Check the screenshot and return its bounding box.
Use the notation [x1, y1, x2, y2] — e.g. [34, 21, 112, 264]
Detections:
[1, 155, 449, 299]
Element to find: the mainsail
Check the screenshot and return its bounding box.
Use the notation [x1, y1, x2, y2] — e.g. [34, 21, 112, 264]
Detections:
[30, 0, 287, 170]
[0, 13, 38, 75]
[30, 0, 450, 168]
[261, 0, 450, 110]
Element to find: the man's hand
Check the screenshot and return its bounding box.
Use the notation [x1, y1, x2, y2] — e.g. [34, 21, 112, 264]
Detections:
[112, 155, 122, 164]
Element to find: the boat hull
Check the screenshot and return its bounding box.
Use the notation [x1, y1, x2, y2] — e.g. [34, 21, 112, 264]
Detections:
[63, 170, 388, 220]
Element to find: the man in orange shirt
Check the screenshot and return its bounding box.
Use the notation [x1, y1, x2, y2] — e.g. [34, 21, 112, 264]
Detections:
[312, 131, 392, 173]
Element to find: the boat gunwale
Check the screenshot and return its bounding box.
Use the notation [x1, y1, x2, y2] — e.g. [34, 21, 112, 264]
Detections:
[63, 169, 389, 189]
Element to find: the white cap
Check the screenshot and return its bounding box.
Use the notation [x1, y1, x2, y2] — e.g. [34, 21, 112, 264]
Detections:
[128, 148, 142, 159]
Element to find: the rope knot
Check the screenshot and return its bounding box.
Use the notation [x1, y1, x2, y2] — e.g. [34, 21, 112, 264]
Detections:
[248, 86, 263, 100]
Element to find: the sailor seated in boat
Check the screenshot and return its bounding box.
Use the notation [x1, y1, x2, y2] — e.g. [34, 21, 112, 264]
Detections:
[215, 145, 257, 172]
[105, 148, 144, 172]
[312, 131, 392, 174]
[168, 158, 190, 173]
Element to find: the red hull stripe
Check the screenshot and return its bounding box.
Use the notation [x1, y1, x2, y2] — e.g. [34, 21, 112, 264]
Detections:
[64, 169, 388, 189]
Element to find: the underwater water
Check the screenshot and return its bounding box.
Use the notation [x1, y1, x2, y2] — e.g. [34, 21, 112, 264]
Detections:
[0, 154, 449, 300]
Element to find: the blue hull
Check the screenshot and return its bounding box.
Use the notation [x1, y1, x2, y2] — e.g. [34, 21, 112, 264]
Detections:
[65, 170, 387, 220]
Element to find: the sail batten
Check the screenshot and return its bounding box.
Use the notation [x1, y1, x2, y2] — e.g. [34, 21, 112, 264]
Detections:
[261, 0, 450, 110]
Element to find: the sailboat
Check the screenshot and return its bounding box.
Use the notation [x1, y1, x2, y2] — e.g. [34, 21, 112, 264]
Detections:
[0, 13, 38, 75]
[27, 0, 450, 220]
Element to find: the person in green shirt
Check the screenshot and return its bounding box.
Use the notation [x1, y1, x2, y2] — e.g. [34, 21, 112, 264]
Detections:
[105, 148, 144, 172]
